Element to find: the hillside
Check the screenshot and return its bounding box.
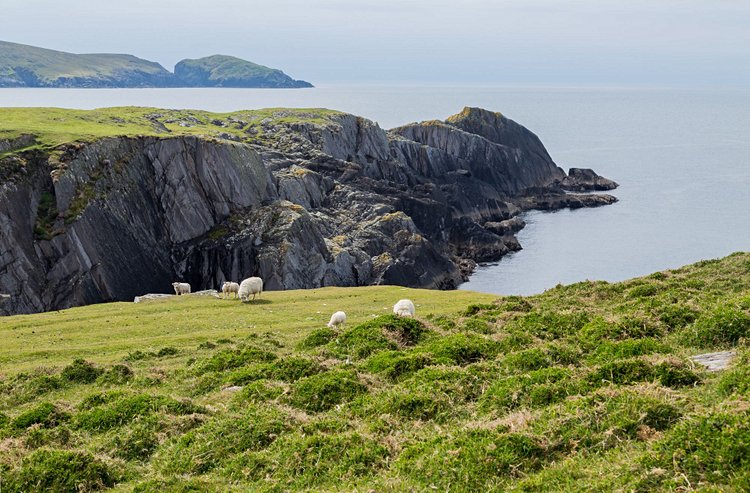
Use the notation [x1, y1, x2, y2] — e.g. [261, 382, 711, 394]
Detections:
[0, 41, 312, 88]
[174, 55, 312, 88]
[1, 254, 750, 491]
[0, 106, 615, 315]
[0, 41, 174, 88]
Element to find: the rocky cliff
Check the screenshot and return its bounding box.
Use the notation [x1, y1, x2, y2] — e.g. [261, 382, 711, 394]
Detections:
[0, 106, 616, 314]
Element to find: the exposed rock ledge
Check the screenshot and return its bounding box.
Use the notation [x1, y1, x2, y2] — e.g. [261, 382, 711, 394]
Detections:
[0, 106, 617, 315]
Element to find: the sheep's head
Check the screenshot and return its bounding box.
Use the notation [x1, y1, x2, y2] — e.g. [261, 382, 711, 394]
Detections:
[172, 282, 180, 287]
[222, 282, 229, 288]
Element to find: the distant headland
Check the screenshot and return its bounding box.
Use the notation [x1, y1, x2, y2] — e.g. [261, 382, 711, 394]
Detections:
[0, 40, 313, 88]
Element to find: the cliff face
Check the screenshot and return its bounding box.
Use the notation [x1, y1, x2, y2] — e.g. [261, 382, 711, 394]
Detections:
[0, 107, 617, 314]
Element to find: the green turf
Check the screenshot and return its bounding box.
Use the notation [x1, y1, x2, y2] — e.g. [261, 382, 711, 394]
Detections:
[1, 254, 750, 492]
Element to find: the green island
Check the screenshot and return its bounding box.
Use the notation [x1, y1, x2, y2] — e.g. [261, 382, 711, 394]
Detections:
[1, 253, 750, 492]
[0, 40, 312, 88]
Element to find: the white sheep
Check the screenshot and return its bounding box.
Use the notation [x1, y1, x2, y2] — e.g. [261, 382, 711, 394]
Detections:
[393, 299, 415, 317]
[238, 277, 263, 302]
[172, 282, 191, 295]
[222, 281, 240, 299]
[327, 311, 347, 328]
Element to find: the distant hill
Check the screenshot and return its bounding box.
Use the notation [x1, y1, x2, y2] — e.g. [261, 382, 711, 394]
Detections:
[0, 40, 312, 88]
[175, 55, 313, 88]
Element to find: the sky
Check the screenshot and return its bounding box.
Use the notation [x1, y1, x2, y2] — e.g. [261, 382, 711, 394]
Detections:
[3, 0, 749, 86]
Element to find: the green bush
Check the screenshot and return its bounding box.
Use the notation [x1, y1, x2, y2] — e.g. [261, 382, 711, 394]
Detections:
[109, 417, 160, 461]
[0, 411, 8, 429]
[363, 351, 434, 382]
[643, 410, 750, 486]
[421, 333, 498, 365]
[586, 359, 698, 388]
[133, 478, 218, 493]
[75, 393, 201, 431]
[507, 310, 590, 340]
[297, 327, 337, 349]
[540, 391, 682, 452]
[11, 402, 68, 431]
[2, 449, 117, 493]
[326, 316, 428, 361]
[463, 303, 499, 316]
[396, 430, 546, 491]
[195, 346, 278, 374]
[588, 338, 671, 363]
[579, 316, 662, 345]
[658, 304, 700, 330]
[287, 370, 367, 412]
[681, 305, 750, 348]
[226, 432, 389, 490]
[60, 359, 103, 384]
[227, 357, 321, 385]
[462, 317, 493, 334]
[98, 364, 134, 385]
[156, 346, 180, 357]
[627, 283, 660, 298]
[480, 367, 579, 413]
[504, 347, 552, 372]
[234, 380, 285, 403]
[160, 405, 290, 474]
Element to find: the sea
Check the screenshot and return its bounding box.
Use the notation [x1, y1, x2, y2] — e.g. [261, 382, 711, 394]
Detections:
[2, 85, 749, 296]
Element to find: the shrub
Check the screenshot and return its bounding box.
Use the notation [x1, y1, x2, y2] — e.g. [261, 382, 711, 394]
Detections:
[75, 393, 201, 431]
[658, 304, 700, 330]
[643, 410, 750, 486]
[11, 402, 68, 431]
[717, 356, 750, 397]
[396, 430, 546, 491]
[480, 367, 579, 413]
[110, 417, 160, 461]
[225, 432, 389, 490]
[463, 303, 499, 316]
[287, 370, 367, 412]
[540, 391, 682, 452]
[627, 283, 659, 298]
[327, 316, 428, 361]
[588, 338, 671, 363]
[98, 364, 134, 385]
[681, 305, 750, 348]
[194, 346, 277, 374]
[421, 333, 498, 365]
[579, 316, 662, 345]
[133, 478, 218, 493]
[60, 359, 103, 384]
[227, 357, 321, 386]
[234, 380, 285, 403]
[504, 348, 552, 372]
[462, 317, 493, 334]
[363, 351, 434, 382]
[160, 405, 290, 474]
[3, 449, 117, 493]
[0, 411, 8, 429]
[297, 327, 337, 349]
[508, 310, 590, 340]
[588, 359, 699, 389]
[156, 346, 179, 357]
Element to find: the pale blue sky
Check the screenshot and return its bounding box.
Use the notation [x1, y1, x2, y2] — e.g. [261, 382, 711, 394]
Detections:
[3, 0, 749, 86]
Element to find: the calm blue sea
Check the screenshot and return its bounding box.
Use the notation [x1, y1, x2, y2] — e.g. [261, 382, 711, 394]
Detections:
[2, 85, 749, 295]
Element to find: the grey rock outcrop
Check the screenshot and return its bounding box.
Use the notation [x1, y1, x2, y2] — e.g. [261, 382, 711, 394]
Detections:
[0, 107, 617, 315]
[561, 168, 619, 191]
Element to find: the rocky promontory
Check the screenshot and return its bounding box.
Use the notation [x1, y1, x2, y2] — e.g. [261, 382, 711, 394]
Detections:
[0, 106, 616, 314]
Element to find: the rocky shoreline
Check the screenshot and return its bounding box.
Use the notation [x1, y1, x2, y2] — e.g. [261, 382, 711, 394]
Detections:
[0, 106, 617, 315]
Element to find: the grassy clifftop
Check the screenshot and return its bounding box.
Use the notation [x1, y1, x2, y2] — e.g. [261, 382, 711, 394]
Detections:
[0, 106, 341, 156]
[2, 255, 750, 491]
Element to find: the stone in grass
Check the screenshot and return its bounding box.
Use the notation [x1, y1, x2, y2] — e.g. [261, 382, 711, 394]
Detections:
[690, 351, 735, 372]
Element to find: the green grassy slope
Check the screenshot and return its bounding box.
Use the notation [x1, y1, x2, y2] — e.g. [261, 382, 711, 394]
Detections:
[0, 41, 171, 87]
[2, 255, 750, 492]
[0, 106, 341, 155]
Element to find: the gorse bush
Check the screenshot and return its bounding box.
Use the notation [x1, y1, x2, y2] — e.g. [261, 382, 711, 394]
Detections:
[75, 393, 201, 431]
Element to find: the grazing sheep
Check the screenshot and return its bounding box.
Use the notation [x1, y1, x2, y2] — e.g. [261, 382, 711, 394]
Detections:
[327, 311, 347, 328]
[172, 282, 191, 296]
[238, 277, 263, 302]
[222, 281, 240, 299]
[393, 299, 415, 317]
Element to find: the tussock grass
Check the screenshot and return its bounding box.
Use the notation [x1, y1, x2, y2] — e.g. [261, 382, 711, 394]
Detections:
[2, 256, 750, 491]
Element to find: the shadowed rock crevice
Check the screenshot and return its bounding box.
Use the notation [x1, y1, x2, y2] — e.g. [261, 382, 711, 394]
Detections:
[0, 107, 617, 314]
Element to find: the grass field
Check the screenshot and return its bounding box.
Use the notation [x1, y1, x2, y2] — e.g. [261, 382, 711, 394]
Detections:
[1, 255, 750, 492]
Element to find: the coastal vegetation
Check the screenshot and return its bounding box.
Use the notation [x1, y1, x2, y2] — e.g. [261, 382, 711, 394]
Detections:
[2, 254, 750, 491]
